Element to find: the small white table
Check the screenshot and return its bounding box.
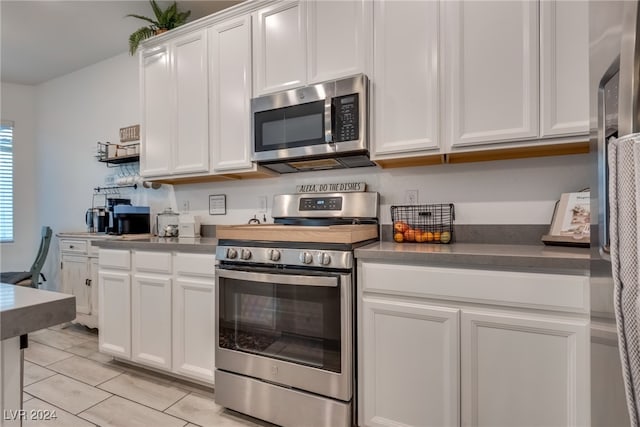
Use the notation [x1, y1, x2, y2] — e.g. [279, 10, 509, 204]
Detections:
[0, 284, 74, 427]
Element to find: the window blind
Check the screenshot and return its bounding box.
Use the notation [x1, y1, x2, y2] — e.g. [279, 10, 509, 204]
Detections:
[0, 121, 14, 243]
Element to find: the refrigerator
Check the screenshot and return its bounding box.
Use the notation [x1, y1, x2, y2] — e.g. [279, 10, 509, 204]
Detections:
[592, 1, 640, 425]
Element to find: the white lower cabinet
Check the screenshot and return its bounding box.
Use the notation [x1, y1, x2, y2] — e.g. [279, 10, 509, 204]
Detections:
[361, 297, 459, 427]
[357, 261, 589, 427]
[132, 273, 172, 370]
[59, 237, 101, 328]
[99, 249, 215, 384]
[173, 277, 215, 382]
[172, 252, 216, 383]
[461, 310, 588, 427]
[99, 249, 132, 359]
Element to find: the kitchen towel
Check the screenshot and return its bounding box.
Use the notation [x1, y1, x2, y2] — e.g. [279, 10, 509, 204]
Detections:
[609, 133, 640, 426]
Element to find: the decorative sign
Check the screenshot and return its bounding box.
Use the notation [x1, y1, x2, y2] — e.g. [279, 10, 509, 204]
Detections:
[296, 182, 366, 193]
[209, 194, 227, 215]
[120, 124, 140, 142]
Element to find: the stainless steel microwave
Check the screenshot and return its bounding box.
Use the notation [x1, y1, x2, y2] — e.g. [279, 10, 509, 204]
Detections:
[251, 74, 375, 173]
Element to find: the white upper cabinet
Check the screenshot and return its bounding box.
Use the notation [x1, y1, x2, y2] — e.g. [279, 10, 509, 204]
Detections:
[140, 45, 172, 177]
[307, 0, 370, 84]
[540, 0, 589, 137]
[443, 0, 540, 149]
[253, 1, 369, 96]
[371, 0, 440, 158]
[253, 1, 307, 95]
[209, 15, 254, 172]
[140, 29, 209, 178]
[172, 31, 209, 174]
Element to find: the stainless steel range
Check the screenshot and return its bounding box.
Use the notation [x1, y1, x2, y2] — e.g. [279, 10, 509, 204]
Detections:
[214, 192, 379, 427]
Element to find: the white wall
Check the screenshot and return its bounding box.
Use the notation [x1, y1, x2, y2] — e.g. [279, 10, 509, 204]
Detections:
[172, 153, 589, 226]
[0, 83, 38, 272]
[24, 50, 589, 289]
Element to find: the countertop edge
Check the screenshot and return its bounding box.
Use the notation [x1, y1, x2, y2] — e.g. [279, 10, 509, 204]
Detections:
[1, 287, 76, 340]
[355, 242, 590, 275]
[91, 238, 217, 253]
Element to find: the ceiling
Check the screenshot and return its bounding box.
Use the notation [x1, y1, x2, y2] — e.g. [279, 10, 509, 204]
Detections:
[1, 1, 243, 86]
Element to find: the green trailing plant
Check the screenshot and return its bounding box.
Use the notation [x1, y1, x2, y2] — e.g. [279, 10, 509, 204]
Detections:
[127, 0, 191, 55]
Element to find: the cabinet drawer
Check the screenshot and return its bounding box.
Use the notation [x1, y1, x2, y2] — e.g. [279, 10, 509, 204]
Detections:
[360, 262, 589, 313]
[60, 239, 88, 254]
[99, 249, 131, 270]
[135, 251, 172, 274]
[174, 253, 215, 278]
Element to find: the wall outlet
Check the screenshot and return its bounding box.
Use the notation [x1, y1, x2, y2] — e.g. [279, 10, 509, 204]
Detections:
[182, 200, 190, 212]
[258, 196, 267, 213]
[405, 189, 418, 204]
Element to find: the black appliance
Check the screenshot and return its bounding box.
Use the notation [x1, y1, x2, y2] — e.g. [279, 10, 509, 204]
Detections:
[106, 198, 131, 234]
[112, 205, 150, 235]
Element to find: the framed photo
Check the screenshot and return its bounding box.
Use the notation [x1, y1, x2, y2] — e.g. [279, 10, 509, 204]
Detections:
[542, 191, 590, 247]
[209, 194, 226, 215]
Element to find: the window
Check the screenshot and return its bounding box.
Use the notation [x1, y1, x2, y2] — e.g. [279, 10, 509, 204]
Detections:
[0, 121, 13, 243]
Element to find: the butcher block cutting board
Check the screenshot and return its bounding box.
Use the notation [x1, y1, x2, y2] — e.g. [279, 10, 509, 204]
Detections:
[216, 224, 379, 244]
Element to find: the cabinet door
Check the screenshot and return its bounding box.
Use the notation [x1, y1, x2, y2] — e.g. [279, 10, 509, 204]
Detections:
[307, 0, 370, 84]
[172, 30, 210, 174]
[132, 274, 172, 370]
[443, 0, 539, 148]
[98, 271, 131, 359]
[371, 0, 440, 158]
[89, 257, 99, 325]
[140, 45, 173, 177]
[360, 296, 460, 427]
[62, 254, 91, 315]
[172, 278, 215, 383]
[461, 310, 589, 427]
[540, 0, 589, 137]
[209, 15, 253, 172]
[253, 1, 306, 95]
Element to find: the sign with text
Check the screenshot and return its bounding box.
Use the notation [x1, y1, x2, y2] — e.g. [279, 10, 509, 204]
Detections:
[296, 182, 366, 193]
[119, 124, 140, 142]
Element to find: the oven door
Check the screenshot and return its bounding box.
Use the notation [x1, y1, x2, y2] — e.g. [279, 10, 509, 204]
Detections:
[215, 265, 352, 401]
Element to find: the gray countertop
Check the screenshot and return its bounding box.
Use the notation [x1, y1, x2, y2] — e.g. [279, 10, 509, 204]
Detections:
[73, 228, 588, 274]
[0, 284, 75, 340]
[355, 242, 590, 275]
[91, 236, 218, 253]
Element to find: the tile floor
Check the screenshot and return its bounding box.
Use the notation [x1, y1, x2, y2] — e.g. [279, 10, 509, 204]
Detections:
[21, 323, 273, 427]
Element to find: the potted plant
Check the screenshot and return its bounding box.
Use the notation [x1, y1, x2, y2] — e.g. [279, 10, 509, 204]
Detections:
[127, 0, 191, 55]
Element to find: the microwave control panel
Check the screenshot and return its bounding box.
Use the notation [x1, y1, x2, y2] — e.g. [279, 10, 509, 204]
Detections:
[333, 94, 359, 142]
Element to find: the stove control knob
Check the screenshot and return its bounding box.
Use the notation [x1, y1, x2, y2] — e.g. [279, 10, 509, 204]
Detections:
[226, 248, 238, 259]
[268, 249, 281, 262]
[299, 252, 313, 264]
[240, 249, 252, 260]
[319, 252, 331, 265]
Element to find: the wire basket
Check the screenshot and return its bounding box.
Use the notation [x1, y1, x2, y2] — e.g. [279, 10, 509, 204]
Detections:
[390, 204, 455, 244]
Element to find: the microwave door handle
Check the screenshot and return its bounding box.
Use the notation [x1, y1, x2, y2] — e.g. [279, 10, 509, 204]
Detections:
[325, 98, 334, 144]
[216, 267, 338, 288]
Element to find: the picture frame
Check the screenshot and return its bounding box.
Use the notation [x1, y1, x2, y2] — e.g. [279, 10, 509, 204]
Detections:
[209, 194, 226, 215]
[542, 191, 590, 247]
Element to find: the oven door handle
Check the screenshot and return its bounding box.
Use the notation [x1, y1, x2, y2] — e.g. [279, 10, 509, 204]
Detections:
[215, 267, 339, 288]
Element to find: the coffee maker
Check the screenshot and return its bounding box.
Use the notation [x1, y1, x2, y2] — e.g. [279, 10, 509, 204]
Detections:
[112, 205, 150, 235]
[106, 198, 131, 234]
[85, 207, 108, 233]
